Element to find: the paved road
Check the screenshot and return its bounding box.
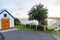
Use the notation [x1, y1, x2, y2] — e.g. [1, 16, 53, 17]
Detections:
[1, 30, 57, 40]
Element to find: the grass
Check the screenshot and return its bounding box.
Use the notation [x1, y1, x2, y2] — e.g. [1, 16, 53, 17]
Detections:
[14, 25, 37, 31]
[54, 31, 60, 36]
[48, 29, 60, 36]
[15, 25, 60, 33]
[14, 25, 24, 29]
[14, 25, 60, 35]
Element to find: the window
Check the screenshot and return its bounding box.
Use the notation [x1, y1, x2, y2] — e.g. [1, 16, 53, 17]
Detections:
[4, 14, 7, 17]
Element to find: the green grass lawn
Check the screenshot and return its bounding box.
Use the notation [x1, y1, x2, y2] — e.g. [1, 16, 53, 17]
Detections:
[14, 25, 24, 29]
[48, 29, 60, 36]
[14, 25, 37, 31]
[54, 31, 60, 36]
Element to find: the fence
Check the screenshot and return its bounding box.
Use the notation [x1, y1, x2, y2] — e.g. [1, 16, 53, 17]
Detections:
[14, 22, 46, 32]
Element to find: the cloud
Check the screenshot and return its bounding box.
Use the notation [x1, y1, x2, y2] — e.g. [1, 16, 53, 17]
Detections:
[54, 0, 60, 5]
[9, 9, 29, 19]
[0, 0, 60, 18]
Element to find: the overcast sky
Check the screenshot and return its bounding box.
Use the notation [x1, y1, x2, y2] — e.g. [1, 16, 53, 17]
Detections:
[0, 0, 60, 19]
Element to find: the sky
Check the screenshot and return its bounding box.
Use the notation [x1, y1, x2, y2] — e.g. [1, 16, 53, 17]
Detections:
[0, 0, 60, 19]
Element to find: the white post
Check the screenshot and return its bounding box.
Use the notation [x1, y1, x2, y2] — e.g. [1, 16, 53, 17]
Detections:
[44, 25, 46, 32]
[30, 24, 31, 29]
[25, 24, 26, 28]
[36, 25, 37, 30]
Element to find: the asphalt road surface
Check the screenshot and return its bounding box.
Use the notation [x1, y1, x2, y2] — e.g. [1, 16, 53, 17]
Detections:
[1, 30, 57, 40]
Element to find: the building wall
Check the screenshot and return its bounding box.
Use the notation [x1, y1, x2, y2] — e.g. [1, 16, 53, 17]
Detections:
[0, 11, 14, 29]
[0, 19, 1, 29]
[47, 19, 57, 29]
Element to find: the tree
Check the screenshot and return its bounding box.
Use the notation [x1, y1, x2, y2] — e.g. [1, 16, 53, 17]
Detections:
[28, 3, 48, 25]
[14, 18, 21, 25]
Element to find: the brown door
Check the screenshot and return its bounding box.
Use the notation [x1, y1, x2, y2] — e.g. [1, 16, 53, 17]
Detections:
[5, 19, 10, 29]
[1, 19, 5, 29]
[1, 19, 10, 29]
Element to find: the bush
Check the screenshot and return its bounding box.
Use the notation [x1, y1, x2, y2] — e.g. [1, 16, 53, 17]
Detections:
[25, 24, 48, 31]
[26, 24, 30, 28]
[25, 24, 36, 29]
[46, 26, 48, 31]
[37, 25, 48, 31]
[31, 25, 36, 29]
[14, 18, 21, 25]
[37, 25, 44, 31]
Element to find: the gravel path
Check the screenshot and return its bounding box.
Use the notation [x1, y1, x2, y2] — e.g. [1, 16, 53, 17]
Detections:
[1, 30, 57, 40]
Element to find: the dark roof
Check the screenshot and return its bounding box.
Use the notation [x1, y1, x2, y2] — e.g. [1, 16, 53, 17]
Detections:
[0, 9, 14, 19]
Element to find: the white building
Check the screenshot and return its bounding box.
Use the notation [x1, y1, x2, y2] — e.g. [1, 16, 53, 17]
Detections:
[0, 9, 14, 29]
[47, 17, 60, 29]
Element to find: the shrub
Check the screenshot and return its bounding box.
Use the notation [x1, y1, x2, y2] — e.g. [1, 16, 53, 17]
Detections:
[31, 25, 36, 29]
[37, 25, 44, 31]
[25, 24, 48, 31]
[25, 24, 30, 28]
[37, 25, 48, 31]
[14, 18, 21, 25]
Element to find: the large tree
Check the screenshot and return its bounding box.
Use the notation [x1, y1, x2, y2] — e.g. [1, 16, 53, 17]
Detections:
[28, 3, 48, 25]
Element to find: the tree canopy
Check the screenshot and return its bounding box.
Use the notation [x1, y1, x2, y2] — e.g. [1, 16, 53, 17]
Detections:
[28, 3, 48, 25]
[14, 18, 21, 25]
[14, 18, 20, 22]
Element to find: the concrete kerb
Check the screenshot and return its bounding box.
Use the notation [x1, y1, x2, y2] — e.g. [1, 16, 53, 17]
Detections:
[53, 34, 60, 40]
[0, 28, 19, 32]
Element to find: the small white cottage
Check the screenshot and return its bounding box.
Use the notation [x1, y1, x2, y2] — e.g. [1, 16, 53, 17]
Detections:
[0, 9, 14, 29]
